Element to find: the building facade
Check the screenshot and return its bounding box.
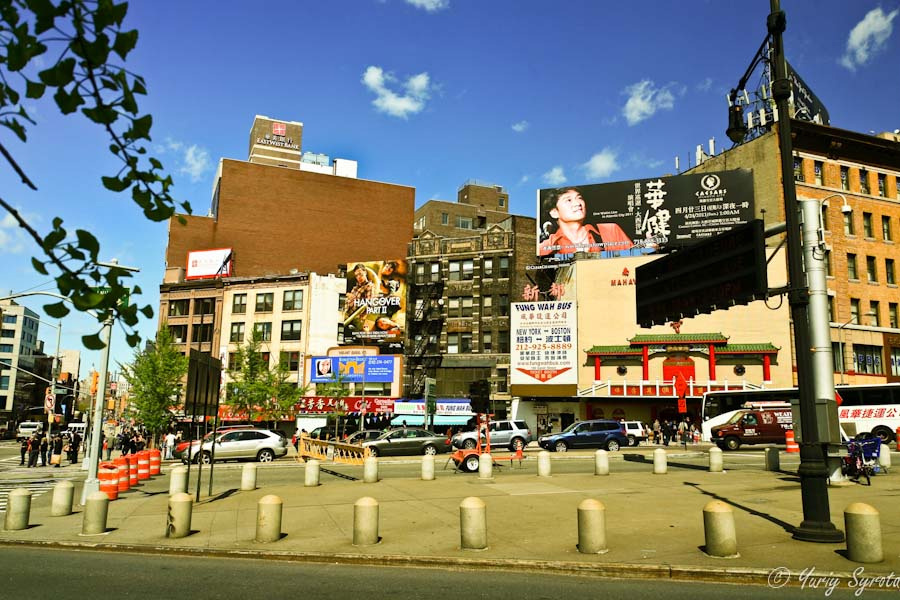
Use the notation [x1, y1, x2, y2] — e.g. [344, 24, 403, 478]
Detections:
[0, 300, 46, 421]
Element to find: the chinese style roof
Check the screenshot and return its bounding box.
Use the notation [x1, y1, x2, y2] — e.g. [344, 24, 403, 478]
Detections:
[716, 343, 780, 354]
[627, 333, 728, 345]
[585, 345, 642, 355]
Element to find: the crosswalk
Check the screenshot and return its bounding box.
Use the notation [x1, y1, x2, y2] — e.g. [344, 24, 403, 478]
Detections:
[0, 477, 74, 512]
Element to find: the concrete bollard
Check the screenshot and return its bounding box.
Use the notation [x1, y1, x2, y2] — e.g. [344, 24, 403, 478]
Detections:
[708, 447, 724, 473]
[703, 500, 739, 558]
[459, 496, 487, 550]
[764, 447, 781, 471]
[353, 496, 380, 546]
[166, 492, 193, 538]
[577, 499, 609, 554]
[3, 488, 32, 531]
[594, 450, 609, 476]
[169, 466, 188, 496]
[241, 463, 257, 491]
[653, 448, 667, 474]
[51, 481, 75, 517]
[537, 451, 552, 477]
[255, 495, 283, 543]
[363, 456, 379, 483]
[845, 503, 883, 563]
[421, 455, 435, 481]
[305, 459, 321, 487]
[478, 453, 493, 480]
[878, 444, 891, 472]
[81, 491, 109, 535]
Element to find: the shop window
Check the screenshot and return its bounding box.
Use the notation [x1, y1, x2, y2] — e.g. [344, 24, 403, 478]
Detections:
[853, 344, 883, 375]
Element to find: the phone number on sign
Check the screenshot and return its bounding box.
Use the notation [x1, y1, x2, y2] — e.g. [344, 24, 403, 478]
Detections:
[515, 343, 573, 351]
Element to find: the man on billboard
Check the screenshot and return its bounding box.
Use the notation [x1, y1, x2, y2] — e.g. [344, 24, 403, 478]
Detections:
[344, 263, 377, 323]
[539, 187, 634, 259]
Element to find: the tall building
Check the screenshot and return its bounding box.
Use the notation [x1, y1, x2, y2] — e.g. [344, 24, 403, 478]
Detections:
[0, 299, 47, 421]
[405, 181, 536, 418]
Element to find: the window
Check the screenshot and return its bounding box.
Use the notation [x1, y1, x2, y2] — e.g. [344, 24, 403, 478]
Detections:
[499, 197, 506, 208]
[447, 333, 472, 353]
[840, 166, 849, 191]
[448, 297, 459, 317]
[261, 352, 270, 366]
[195, 298, 215, 315]
[814, 160, 823, 185]
[498, 295, 509, 317]
[232, 294, 247, 314]
[279, 351, 300, 371]
[890, 303, 899, 328]
[496, 368, 508, 393]
[886, 259, 896, 285]
[283, 289, 303, 311]
[866, 256, 877, 282]
[793, 157, 804, 182]
[461, 297, 473, 317]
[847, 253, 858, 279]
[415, 263, 425, 284]
[430, 263, 440, 283]
[0, 344, 12, 353]
[482, 331, 492, 352]
[828, 296, 835, 322]
[449, 262, 460, 281]
[1, 329, 14, 338]
[850, 298, 861, 324]
[441, 212, 449, 225]
[482, 295, 492, 317]
[456, 215, 473, 229]
[853, 344, 882, 375]
[229, 322, 245, 343]
[168, 299, 189, 317]
[448, 333, 459, 354]
[1, 314, 15, 324]
[497, 256, 510, 278]
[461, 259, 474, 280]
[338, 293, 346, 313]
[892, 347, 900, 377]
[863, 212, 873, 237]
[877, 173, 886, 197]
[0, 375, 8, 390]
[869, 301, 880, 326]
[460, 332, 472, 353]
[254, 322, 272, 341]
[843, 212, 855, 235]
[483, 258, 493, 279]
[884, 216, 893, 241]
[255, 293, 274, 312]
[497, 330, 510, 353]
[169, 325, 187, 343]
[449, 260, 473, 281]
[859, 169, 870, 194]
[281, 320, 302, 341]
[821, 204, 829, 231]
[824, 249, 832, 276]
[191, 323, 212, 343]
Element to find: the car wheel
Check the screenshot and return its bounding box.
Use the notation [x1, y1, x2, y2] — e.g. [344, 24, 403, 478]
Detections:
[606, 439, 620, 452]
[367, 446, 379, 458]
[463, 439, 477, 450]
[464, 455, 480, 472]
[555, 441, 568, 452]
[257, 449, 275, 462]
[871, 426, 894, 444]
[627, 435, 636, 447]
[510, 437, 525, 452]
[724, 436, 741, 451]
[423, 445, 437, 456]
[200, 451, 212, 464]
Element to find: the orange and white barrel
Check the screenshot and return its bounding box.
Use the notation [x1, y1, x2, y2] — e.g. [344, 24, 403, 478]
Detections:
[137, 450, 150, 480]
[115, 456, 130, 492]
[785, 429, 800, 453]
[149, 448, 161, 476]
[127, 453, 139, 486]
[99, 462, 119, 500]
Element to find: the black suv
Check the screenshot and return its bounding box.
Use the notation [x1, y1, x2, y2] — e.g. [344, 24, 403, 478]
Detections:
[537, 420, 628, 452]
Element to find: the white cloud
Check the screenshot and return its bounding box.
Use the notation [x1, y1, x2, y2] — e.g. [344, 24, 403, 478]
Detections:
[362, 65, 432, 119]
[0, 211, 31, 254]
[697, 77, 713, 92]
[406, 0, 449, 12]
[840, 7, 898, 70]
[179, 145, 211, 183]
[511, 120, 529, 133]
[581, 149, 619, 179]
[542, 166, 566, 186]
[622, 80, 676, 126]
[519, 175, 530, 185]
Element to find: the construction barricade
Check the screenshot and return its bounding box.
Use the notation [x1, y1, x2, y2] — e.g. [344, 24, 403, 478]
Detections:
[115, 456, 130, 492]
[99, 462, 119, 500]
[137, 450, 150, 481]
[127, 453, 139, 486]
[149, 448, 161, 475]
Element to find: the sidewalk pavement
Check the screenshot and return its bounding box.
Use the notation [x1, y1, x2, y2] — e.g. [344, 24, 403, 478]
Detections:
[1, 449, 898, 589]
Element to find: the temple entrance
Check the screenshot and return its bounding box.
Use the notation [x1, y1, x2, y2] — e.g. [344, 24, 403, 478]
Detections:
[662, 355, 695, 382]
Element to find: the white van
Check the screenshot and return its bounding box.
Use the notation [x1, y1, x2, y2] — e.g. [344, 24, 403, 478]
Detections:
[16, 421, 43, 441]
[66, 422, 86, 437]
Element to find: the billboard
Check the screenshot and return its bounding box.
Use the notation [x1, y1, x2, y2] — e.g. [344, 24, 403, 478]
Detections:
[536, 169, 754, 262]
[511, 301, 578, 385]
[786, 60, 830, 126]
[186, 248, 233, 280]
[310, 355, 396, 383]
[342, 259, 407, 351]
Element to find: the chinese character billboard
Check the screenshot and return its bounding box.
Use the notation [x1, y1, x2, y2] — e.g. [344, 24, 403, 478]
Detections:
[342, 260, 407, 351]
[511, 301, 578, 385]
[536, 169, 754, 262]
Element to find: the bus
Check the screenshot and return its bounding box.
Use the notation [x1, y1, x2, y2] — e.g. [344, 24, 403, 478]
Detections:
[700, 383, 900, 444]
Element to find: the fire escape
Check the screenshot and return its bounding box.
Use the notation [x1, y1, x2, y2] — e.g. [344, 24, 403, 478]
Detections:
[407, 280, 444, 397]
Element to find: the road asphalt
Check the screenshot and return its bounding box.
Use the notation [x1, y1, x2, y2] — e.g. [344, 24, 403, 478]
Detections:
[1, 444, 898, 591]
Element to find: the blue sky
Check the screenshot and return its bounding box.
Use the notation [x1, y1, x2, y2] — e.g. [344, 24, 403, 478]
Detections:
[1, 0, 898, 375]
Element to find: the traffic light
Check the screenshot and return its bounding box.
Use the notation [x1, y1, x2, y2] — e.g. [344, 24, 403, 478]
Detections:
[90, 371, 99, 395]
[468, 379, 491, 414]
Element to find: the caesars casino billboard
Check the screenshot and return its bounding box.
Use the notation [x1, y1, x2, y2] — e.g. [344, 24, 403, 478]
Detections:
[537, 169, 754, 261]
[342, 259, 407, 352]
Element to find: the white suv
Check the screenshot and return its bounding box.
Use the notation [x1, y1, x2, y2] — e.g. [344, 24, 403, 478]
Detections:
[622, 421, 648, 446]
[451, 420, 532, 451]
[187, 429, 288, 464]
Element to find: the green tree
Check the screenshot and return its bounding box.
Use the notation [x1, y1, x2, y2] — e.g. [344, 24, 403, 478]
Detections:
[121, 324, 188, 444]
[1, 1, 191, 348]
[225, 328, 305, 427]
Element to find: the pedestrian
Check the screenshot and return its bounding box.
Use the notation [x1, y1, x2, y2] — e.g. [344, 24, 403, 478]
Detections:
[69, 431, 81, 462]
[677, 419, 687, 444]
[51, 434, 63, 468]
[27, 434, 40, 467]
[39, 435, 49, 466]
[164, 430, 176, 460]
[652, 419, 661, 445]
[104, 433, 113, 460]
[20, 436, 29, 465]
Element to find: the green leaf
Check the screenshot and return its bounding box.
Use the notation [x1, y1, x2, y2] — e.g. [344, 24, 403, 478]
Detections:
[2, 118, 28, 142]
[75, 229, 100, 258]
[42, 228, 66, 251]
[140, 305, 154, 318]
[38, 57, 76, 86]
[31, 257, 49, 275]
[113, 30, 139, 59]
[53, 86, 85, 114]
[44, 301, 70, 319]
[149, 157, 163, 170]
[101, 175, 130, 192]
[130, 114, 152, 139]
[82, 105, 119, 125]
[25, 79, 46, 99]
[82, 333, 106, 351]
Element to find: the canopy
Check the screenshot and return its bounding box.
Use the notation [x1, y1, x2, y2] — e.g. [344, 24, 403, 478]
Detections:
[390, 415, 473, 427]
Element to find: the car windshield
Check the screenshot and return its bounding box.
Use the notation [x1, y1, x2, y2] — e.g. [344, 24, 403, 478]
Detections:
[726, 412, 746, 425]
[561, 422, 580, 434]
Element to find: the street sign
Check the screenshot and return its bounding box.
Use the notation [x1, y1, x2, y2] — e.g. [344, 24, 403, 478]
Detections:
[635, 219, 767, 327]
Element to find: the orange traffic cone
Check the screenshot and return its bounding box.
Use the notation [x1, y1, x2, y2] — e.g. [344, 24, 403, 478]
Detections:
[785, 429, 799, 453]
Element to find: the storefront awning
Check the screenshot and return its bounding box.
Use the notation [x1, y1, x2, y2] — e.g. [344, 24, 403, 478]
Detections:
[391, 415, 473, 427]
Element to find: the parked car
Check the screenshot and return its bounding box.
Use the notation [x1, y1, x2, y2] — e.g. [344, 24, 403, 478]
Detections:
[538, 420, 628, 452]
[183, 428, 287, 464]
[622, 421, 648, 446]
[712, 408, 792, 451]
[451, 420, 532, 451]
[174, 425, 256, 460]
[346, 429, 386, 445]
[16, 421, 43, 442]
[363, 428, 452, 457]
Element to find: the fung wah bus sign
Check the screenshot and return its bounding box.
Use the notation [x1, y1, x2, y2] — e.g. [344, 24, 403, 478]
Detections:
[511, 301, 578, 385]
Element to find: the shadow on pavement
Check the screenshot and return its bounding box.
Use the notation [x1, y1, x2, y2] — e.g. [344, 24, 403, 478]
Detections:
[623, 453, 709, 471]
[683, 481, 797, 534]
